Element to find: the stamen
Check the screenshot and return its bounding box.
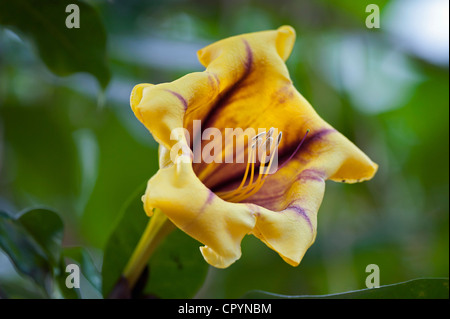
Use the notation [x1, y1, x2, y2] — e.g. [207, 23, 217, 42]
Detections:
[216, 129, 311, 203]
[230, 131, 281, 201]
[218, 128, 282, 202]
[219, 135, 264, 200]
[253, 131, 266, 141]
[219, 142, 256, 200]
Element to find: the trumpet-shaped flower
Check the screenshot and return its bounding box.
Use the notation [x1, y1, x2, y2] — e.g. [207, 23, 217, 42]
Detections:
[126, 26, 377, 284]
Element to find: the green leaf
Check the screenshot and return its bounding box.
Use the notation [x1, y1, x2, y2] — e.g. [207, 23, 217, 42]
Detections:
[242, 278, 449, 299]
[17, 209, 64, 265]
[0, 211, 50, 291]
[0, 0, 110, 89]
[102, 184, 209, 298]
[101, 184, 149, 297]
[0, 279, 48, 299]
[143, 228, 210, 299]
[0, 209, 64, 293]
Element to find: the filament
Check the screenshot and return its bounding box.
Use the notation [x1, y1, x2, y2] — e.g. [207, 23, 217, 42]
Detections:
[217, 128, 283, 202]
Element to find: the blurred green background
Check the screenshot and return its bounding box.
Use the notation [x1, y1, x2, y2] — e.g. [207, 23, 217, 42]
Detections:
[0, 0, 448, 298]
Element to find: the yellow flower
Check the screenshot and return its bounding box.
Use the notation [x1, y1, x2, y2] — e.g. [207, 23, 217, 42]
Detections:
[124, 26, 377, 286]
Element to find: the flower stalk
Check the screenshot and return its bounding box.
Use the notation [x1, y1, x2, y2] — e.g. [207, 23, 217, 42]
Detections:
[123, 208, 175, 288]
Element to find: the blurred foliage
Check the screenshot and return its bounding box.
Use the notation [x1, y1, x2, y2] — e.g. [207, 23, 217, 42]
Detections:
[0, 0, 448, 299]
[0, 0, 110, 89]
[0, 208, 99, 298]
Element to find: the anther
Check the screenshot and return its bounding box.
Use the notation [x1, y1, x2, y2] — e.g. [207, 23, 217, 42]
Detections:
[264, 136, 273, 152]
[251, 135, 264, 149]
[253, 131, 266, 141]
[217, 127, 284, 203]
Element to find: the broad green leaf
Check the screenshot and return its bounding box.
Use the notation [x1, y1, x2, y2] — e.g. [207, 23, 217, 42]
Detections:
[0, 209, 67, 297]
[0, 279, 48, 299]
[102, 184, 209, 298]
[0, 210, 55, 293]
[0, 0, 110, 89]
[18, 208, 64, 265]
[101, 184, 149, 297]
[0, 209, 97, 299]
[143, 228, 210, 299]
[242, 278, 449, 299]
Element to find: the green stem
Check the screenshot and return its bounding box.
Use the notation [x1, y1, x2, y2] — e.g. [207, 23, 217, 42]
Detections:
[123, 208, 175, 289]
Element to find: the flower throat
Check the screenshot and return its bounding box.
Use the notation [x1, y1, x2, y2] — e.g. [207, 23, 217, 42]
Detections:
[217, 128, 310, 202]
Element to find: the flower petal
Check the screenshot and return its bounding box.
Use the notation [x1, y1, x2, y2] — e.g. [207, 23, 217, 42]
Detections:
[245, 167, 326, 266]
[142, 154, 257, 268]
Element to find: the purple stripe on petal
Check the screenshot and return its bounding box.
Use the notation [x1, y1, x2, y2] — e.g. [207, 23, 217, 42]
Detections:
[301, 128, 336, 151]
[286, 205, 313, 232]
[195, 40, 255, 185]
[213, 73, 220, 88]
[242, 39, 253, 74]
[277, 128, 336, 168]
[202, 38, 254, 131]
[277, 129, 310, 171]
[198, 190, 215, 215]
[166, 89, 188, 110]
[295, 168, 325, 183]
[206, 190, 215, 205]
[207, 73, 220, 93]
